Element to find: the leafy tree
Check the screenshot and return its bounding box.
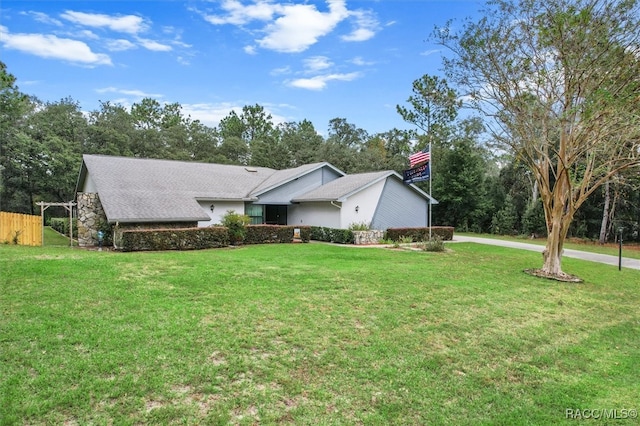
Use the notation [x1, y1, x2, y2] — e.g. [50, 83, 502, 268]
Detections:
[187, 119, 220, 163]
[359, 134, 390, 172]
[493, 159, 538, 231]
[0, 61, 33, 212]
[85, 101, 136, 156]
[216, 105, 285, 167]
[491, 194, 518, 235]
[238, 104, 284, 168]
[278, 120, 323, 167]
[217, 111, 248, 164]
[218, 110, 245, 140]
[396, 74, 460, 140]
[432, 118, 493, 232]
[6, 97, 87, 213]
[358, 129, 416, 173]
[129, 98, 167, 157]
[376, 129, 415, 172]
[397, 75, 464, 231]
[437, 0, 640, 279]
[321, 118, 368, 173]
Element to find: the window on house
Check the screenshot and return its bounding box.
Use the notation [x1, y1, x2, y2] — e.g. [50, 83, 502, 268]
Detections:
[246, 204, 264, 224]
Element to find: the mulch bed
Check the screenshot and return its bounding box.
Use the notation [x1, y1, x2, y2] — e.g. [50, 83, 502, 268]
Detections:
[524, 268, 583, 283]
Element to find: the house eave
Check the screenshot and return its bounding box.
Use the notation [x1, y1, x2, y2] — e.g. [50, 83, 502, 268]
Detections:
[108, 216, 209, 224]
[290, 198, 337, 203]
[251, 162, 346, 197]
[195, 197, 258, 202]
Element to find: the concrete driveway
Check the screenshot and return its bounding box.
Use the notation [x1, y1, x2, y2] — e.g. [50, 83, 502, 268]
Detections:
[449, 235, 640, 271]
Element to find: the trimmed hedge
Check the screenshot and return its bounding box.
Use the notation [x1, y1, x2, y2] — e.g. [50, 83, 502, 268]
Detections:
[118, 225, 311, 251]
[310, 226, 354, 244]
[120, 226, 230, 252]
[298, 226, 311, 243]
[244, 225, 312, 244]
[385, 226, 454, 242]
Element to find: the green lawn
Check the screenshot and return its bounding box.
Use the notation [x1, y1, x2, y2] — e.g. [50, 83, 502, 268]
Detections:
[43, 226, 72, 247]
[1, 243, 638, 425]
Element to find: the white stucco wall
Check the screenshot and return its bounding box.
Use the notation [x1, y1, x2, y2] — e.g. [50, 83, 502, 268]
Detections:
[288, 202, 341, 228]
[197, 200, 245, 227]
[340, 179, 385, 229]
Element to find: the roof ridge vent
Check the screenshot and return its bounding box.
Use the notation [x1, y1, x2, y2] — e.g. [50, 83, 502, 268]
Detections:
[245, 167, 258, 172]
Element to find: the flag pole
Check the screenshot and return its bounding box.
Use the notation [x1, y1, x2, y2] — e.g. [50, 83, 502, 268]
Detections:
[428, 139, 432, 240]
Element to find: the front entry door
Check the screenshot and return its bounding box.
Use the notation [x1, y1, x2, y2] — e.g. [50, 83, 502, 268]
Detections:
[265, 205, 287, 225]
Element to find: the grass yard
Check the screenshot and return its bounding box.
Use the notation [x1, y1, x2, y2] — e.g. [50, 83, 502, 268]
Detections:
[1, 243, 638, 425]
[43, 226, 72, 247]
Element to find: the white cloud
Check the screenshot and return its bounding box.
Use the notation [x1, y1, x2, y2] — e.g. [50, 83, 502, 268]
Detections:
[61, 11, 148, 34]
[341, 10, 378, 42]
[75, 30, 100, 40]
[257, 1, 349, 53]
[288, 72, 361, 91]
[244, 45, 258, 55]
[136, 38, 172, 52]
[200, 0, 378, 53]
[23, 11, 63, 26]
[342, 28, 374, 42]
[303, 56, 332, 72]
[105, 39, 137, 52]
[20, 80, 41, 86]
[351, 56, 374, 66]
[270, 66, 291, 76]
[420, 49, 439, 57]
[203, 0, 277, 25]
[0, 26, 112, 66]
[96, 87, 163, 98]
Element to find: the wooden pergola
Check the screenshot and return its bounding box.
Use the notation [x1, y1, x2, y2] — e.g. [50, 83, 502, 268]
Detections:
[36, 201, 76, 247]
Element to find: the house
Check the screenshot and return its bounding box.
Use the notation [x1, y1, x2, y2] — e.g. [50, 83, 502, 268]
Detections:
[75, 154, 437, 247]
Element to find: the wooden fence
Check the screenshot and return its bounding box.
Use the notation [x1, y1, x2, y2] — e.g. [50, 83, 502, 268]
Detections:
[0, 212, 42, 246]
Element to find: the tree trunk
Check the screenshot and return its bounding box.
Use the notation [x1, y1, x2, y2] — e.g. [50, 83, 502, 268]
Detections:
[598, 180, 610, 244]
[541, 170, 573, 277]
[542, 215, 565, 276]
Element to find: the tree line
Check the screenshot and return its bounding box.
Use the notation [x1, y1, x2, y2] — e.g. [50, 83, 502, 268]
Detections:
[0, 56, 638, 242]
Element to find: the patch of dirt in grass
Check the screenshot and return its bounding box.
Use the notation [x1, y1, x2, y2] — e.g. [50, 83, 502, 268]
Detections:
[117, 261, 184, 284]
[231, 404, 259, 423]
[145, 399, 166, 412]
[208, 351, 226, 366]
[33, 254, 83, 260]
[172, 384, 193, 395]
[191, 393, 222, 416]
[169, 385, 224, 417]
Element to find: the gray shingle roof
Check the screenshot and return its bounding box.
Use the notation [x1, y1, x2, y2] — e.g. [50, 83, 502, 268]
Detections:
[80, 155, 277, 223]
[249, 162, 344, 196]
[291, 171, 394, 202]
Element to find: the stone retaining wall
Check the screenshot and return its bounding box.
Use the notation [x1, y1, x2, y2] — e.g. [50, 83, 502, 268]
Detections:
[352, 230, 384, 245]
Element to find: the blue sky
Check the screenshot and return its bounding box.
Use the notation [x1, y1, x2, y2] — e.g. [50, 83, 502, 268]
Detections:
[1, 0, 483, 135]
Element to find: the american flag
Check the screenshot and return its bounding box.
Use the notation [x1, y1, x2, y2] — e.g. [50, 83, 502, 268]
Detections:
[409, 148, 430, 167]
